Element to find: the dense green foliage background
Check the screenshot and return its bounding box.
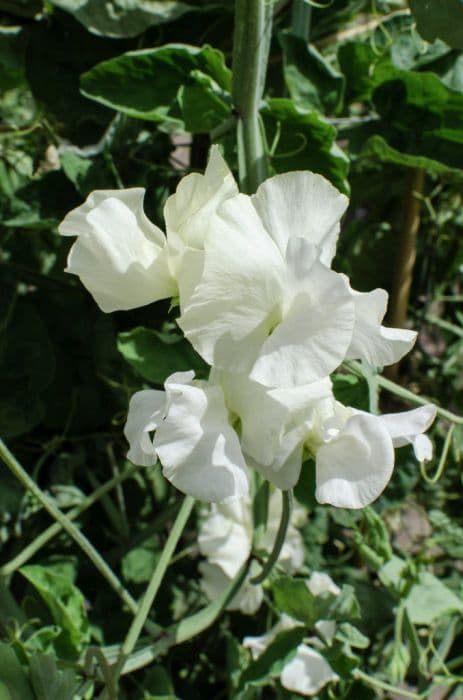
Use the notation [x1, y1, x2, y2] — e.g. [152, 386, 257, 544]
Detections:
[1, 0, 463, 698]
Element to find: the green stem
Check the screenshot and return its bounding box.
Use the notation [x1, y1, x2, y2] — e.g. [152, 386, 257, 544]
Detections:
[232, 0, 272, 193]
[251, 489, 293, 584]
[0, 439, 138, 616]
[354, 669, 426, 699]
[291, 0, 312, 39]
[111, 495, 195, 682]
[420, 423, 454, 485]
[346, 361, 463, 425]
[0, 464, 139, 577]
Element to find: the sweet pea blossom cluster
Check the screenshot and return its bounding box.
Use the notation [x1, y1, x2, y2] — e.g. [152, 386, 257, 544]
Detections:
[59, 146, 436, 509]
[243, 572, 342, 697]
[198, 486, 307, 614]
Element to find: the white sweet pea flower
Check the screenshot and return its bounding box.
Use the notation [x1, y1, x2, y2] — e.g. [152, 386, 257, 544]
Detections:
[59, 188, 175, 312]
[180, 197, 355, 387]
[198, 489, 306, 614]
[164, 145, 238, 308]
[213, 370, 436, 508]
[179, 170, 416, 387]
[314, 401, 437, 509]
[243, 572, 341, 696]
[59, 146, 236, 313]
[124, 371, 249, 503]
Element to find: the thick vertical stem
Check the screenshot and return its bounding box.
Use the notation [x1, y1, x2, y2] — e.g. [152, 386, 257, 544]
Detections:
[387, 167, 425, 378]
[388, 168, 425, 330]
[291, 0, 312, 39]
[232, 0, 272, 193]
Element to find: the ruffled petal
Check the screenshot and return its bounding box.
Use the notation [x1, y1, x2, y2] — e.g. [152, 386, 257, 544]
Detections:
[199, 561, 264, 614]
[315, 413, 394, 508]
[62, 191, 175, 312]
[280, 645, 339, 696]
[346, 287, 417, 366]
[250, 239, 354, 387]
[251, 171, 348, 265]
[124, 389, 165, 467]
[198, 501, 252, 578]
[379, 404, 436, 460]
[179, 194, 285, 373]
[154, 373, 249, 503]
[164, 145, 237, 252]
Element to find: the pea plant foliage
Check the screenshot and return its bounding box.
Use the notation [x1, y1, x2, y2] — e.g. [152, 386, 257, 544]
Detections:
[62, 146, 436, 510]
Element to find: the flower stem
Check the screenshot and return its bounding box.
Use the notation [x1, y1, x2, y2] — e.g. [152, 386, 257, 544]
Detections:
[0, 439, 139, 616]
[232, 0, 272, 193]
[291, 0, 312, 39]
[111, 495, 195, 682]
[0, 463, 139, 577]
[251, 489, 293, 584]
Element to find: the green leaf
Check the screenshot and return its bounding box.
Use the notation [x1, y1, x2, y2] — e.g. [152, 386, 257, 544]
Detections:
[20, 564, 90, 658]
[178, 71, 231, 133]
[237, 627, 306, 693]
[48, 0, 193, 38]
[361, 134, 463, 176]
[81, 44, 231, 129]
[272, 576, 319, 626]
[262, 98, 349, 193]
[370, 67, 463, 173]
[122, 543, 160, 584]
[332, 374, 369, 411]
[335, 622, 369, 649]
[405, 572, 463, 625]
[29, 654, 77, 700]
[0, 643, 34, 700]
[279, 31, 344, 113]
[409, 0, 463, 49]
[117, 326, 208, 384]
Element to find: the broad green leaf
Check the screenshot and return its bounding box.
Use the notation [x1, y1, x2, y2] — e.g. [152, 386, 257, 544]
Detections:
[409, 0, 463, 49]
[361, 134, 463, 176]
[405, 572, 463, 625]
[294, 459, 317, 510]
[81, 44, 231, 129]
[237, 627, 306, 692]
[20, 564, 90, 658]
[335, 622, 369, 649]
[338, 41, 378, 103]
[178, 70, 231, 133]
[49, 0, 193, 38]
[279, 31, 344, 113]
[272, 576, 319, 626]
[262, 98, 349, 193]
[0, 643, 34, 700]
[122, 543, 160, 584]
[332, 374, 369, 411]
[29, 654, 77, 700]
[117, 326, 208, 384]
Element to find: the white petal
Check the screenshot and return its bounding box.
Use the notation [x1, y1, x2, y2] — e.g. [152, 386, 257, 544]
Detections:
[154, 374, 249, 503]
[379, 404, 437, 448]
[60, 188, 165, 246]
[281, 645, 339, 696]
[164, 145, 237, 252]
[307, 572, 340, 597]
[252, 171, 348, 265]
[63, 192, 175, 312]
[243, 615, 298, 659]
[199, 561, 264, 615]
[346, 287, 417, 366]
[179, 194, 285, 373]
[198, 502, 252, 578]
[315, 413, 394, 508]
[250, 240, 354, 387]
[413, 434, 433, 462]
[124, 390, 165, 467]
